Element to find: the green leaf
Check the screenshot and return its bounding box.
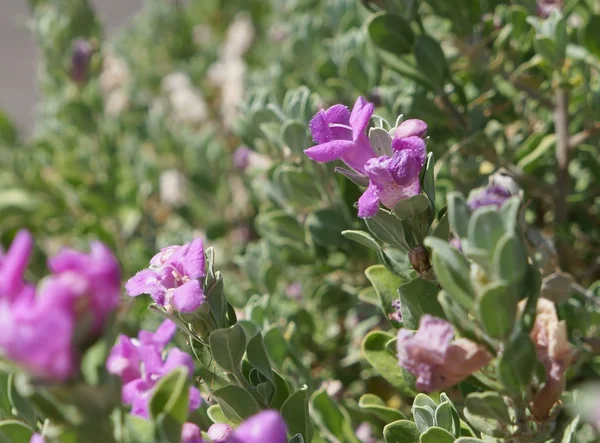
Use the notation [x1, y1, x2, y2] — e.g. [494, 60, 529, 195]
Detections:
[434, 402, 457, 436]
[369, 127, 393, 156]
[281, 386, 312, 443]
[310, 389, 360, 443]
[419, 426, 455, 443]
[288, 434, 305, 443]
[206, 404, 235, 426]
[398, 277, 445, 329]
[383, 420, 420, 443]
[367, 12, 415, 55]
[365, 208, 410, 251]
[211, 385, 260, 423]
[365, 265, 405, 325]
[207, 277, 228, 329]
[414, 36, 448, 90]
[497, 328, 537, 394]
[0, 420, 33, 443]
[305, 209, 348, 249]
[432, 211, 449, 240]
[246, 330, 275, 385]
[421, 153, 436, 213]
[447, 192, 469, 238]
[493, 233, 527, 284]
[282, 120, 310, 154]
[270, 371, 290, 410]
[424, 237, 474, 310]
[359, 394, 406, 422]
[342, 230, 380, 251]
[149, 367, 190, 443]
[124, 415, 156, 443]
[392, 194, 430, 221]
[414, 393, 438, 409]
[342, 54, 370, 92]
[468, 207, 505, 253]
[413, 405, 435, 432]
[209, 324, 246, 373]
[264, 326, 288, 369]
[7, 375, 37, 427]
[463, 392, 511, 437]
[454, 439, 485, 443]
[499, 197, 520, 233]
[476, 282, 516, 339]
[362, 331, 414, 396]
[584, 15, 600, 58]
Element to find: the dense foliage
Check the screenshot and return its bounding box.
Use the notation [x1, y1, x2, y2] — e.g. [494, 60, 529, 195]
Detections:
[0, 0, 599, 442]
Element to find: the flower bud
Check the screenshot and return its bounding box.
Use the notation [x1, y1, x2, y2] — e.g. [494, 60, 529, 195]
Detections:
[71, 39, 93, 85]
[181, 423, 204, 443]
[394, 119, 428, 140]
[408, 245, 431, 275]
[207, 423, 232, 443]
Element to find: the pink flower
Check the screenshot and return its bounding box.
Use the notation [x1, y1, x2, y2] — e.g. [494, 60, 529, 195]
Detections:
[126, 239, 206, 313]
[397, 315, 492, 392]
[228, 410, 287, 443]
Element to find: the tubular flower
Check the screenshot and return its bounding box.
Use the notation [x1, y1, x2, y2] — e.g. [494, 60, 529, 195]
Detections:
[126, 238, 206, 313]
[397, 315, 492, 392]
[528, 299, 573, 420]
[305, 96, 375, 175]
[106, 319, 201, 419]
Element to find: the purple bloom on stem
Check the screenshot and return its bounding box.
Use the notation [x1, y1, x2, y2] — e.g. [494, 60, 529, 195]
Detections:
[207, 423, 233, 443]
[0, 230, 33, 299]
[358, 136, 426, 218]
[467, 185, 511, 211]
[397, 315, 491, 392]
[305, 97, 375, 174]
[182, 423, 204, 443]
[228, 410, 287, 443]
[106, 319, 201, 419]
[233, 146, 251, 171]
[394, 119, 428, 140]
[30, 434, 45, 443]
[126, 238, 206, 313]
[71, 39, 93, 85]
[46, 241, 121, 333]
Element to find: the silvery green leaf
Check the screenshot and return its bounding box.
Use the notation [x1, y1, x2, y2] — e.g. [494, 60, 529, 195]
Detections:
[369, 126, 393, 156]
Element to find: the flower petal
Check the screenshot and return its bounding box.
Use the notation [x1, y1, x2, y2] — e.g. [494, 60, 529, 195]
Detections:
[392, 136, 427, 166]
[357, 185, 380, 218]
[395, 119, 427, 139]
[153, 319, 177, 348]
[304, 140, 354, 163]
[125, 269, 165, 304]
[171, 280, 205, 313]
[0, 230, 33, 296]
[181, 423, 203, 443]
[181, 238, 205, 279]
[309, 105, 350, 144]
[349, 97, 374, 141]
[161, 348, 195, 378]
[188, 386, 202, 411]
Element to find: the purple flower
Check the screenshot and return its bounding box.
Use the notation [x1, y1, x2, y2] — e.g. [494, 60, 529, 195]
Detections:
[182, 423, 204, 443]
[207, 423, 233, 443]
[126, 239, 206, 313]
[358, 136, 426, 218]
[233, 146, 251, 171]
[467, 185, 511, 211]
[106, 319, 201, 419]
[356, 422, 376, 443]
[397, 315, 491, 392]
[394, 119, 428, 139]
[71, 39, 93, 84]
[0, 231, 120, 381]
[46, 241, 121, 334]
[228, 410, 287, 443]
[305, 97, 375, 175]
[30, 435, 45, 443]
[389, 299, 402, 322]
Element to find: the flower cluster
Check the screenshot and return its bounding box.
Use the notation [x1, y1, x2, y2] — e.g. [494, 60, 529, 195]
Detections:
[126, 239, 206, 313]
[0, 230, 121, 380]
[106, 319, 201, 419]
[396, 315, 492, 392]
[304, 97, 428, 218]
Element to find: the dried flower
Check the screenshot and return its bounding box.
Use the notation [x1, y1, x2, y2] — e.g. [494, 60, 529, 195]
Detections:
[528, 299, 573, 420]
[397, 315, 492, 392]
[70, 39, 93, 85]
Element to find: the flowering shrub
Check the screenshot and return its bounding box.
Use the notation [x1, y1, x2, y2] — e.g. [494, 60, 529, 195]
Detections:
[0, 0, 599, 442]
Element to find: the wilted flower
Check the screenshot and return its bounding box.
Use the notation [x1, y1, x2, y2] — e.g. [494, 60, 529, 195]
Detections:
[305, 96, 375, 174]
[467, 185, 511, 211]
[228, 410, 287, 443]
[126, 239, 206, 313]
[397, 315, 492, 392]
[106, 319, 201, 419]
[528, 299, 573, 420]
[182, 423, 204, 443]
[207, 423, 233, 443]
[0, 230, 120, 381]
[70, 39, 93, 85]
